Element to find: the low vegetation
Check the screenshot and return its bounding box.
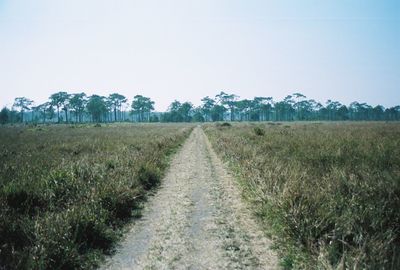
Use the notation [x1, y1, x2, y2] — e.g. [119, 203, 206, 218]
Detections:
[0, 123, 192, 269]
[205, 122, 400, 269]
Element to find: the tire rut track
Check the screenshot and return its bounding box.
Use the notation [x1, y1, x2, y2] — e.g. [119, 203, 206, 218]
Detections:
[101, 127, 278, 269]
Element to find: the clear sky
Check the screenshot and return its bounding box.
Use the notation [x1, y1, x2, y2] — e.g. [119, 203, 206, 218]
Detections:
[0, 0, 399, 111]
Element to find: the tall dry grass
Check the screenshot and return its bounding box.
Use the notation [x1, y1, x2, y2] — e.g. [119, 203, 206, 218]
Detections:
[205, 122, 400, 269]
[0, 123, 192, 269]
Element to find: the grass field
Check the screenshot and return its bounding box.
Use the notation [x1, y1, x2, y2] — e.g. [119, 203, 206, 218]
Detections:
[205, 122, 400, 269]
[0, 123, 192, 269]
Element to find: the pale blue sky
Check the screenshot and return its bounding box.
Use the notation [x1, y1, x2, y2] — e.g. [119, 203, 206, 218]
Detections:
[0, 0, 399, 110]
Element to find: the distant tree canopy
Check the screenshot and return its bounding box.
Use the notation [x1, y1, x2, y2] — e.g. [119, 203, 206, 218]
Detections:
[161, 101, 194, 122]
[69, 93, 87, 122]
[86, 95, 107, 122]
[13, 97, 33, 122]
[1, 91, 399, 124]
[131, 95, 154, 122]
[0, 107, 10, 124]
[49, 91, 69, 123]
[109, 93, 127, 121]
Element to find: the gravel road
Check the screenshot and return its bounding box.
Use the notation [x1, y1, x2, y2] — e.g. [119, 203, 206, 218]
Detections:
[101, 126, 278, 269]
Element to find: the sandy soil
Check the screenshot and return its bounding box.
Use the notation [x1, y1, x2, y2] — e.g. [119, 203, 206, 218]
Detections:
[101, 126, 278, 269]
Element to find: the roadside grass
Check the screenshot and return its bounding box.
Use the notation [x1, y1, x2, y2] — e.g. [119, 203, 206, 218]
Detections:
[0, 123, 193, 269]
[204, 122, 400, 269]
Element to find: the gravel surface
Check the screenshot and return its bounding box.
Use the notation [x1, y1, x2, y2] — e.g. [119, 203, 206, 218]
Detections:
[101, 126, 278, 269]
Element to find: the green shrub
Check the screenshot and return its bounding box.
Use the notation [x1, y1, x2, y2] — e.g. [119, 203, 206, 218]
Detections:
[137, 163, 161, 190]
[253, 126, 265, 136]
[216, 122, 232, 128]
[3, 183, 49, 214]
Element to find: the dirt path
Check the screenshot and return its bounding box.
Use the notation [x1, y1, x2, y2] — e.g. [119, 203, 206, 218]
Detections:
[101, 127, 278, 269]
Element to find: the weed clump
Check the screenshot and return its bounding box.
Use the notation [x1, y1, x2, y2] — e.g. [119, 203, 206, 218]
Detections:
[253, 126, 265, 136]
[137, 163, 161, 190]
[217, 122, 232, 128]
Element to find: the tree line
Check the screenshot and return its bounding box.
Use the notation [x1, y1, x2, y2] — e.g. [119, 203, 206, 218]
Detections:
[1, 91, 399, 124]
